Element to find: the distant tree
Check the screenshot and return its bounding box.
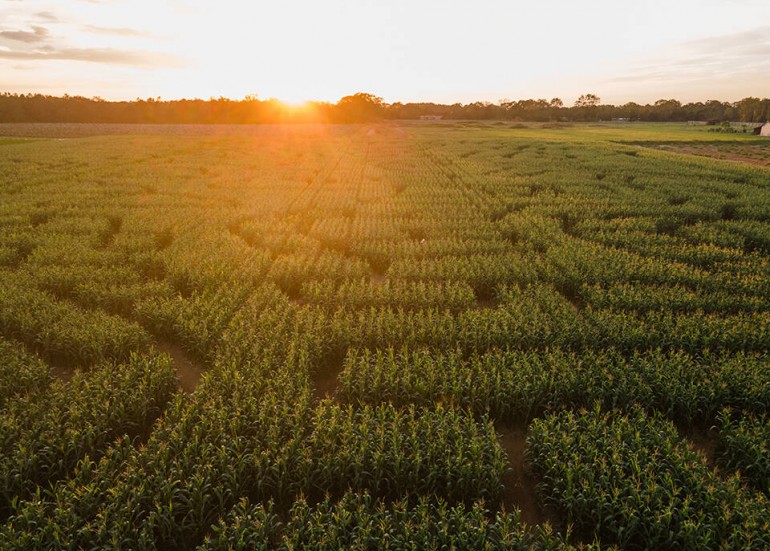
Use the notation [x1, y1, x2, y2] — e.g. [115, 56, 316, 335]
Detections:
[702, 100, 732, 122]
[651, 99, 683, 121]
[336, 93, 385, 122]
[463, 101, 498, 120]
[574, 94, 600, 108]
[620, 102, 642, 119]
[0, 91, 767, 124]
[735, 97, 768, 122]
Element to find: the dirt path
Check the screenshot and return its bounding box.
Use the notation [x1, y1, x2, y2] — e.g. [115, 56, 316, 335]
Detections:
[669, 145, 770, 167]
[475, 297, 498, 310]
[370, 271, 386, 287]
[497, 424, 549, 526]
[646, 143, 770, 168]
[49, 362, 75, 384]
[313, 370, 340, 399]
[312, 351, 346, 400]
[684, 427, 720, 465]
[153, 339, 204, 393]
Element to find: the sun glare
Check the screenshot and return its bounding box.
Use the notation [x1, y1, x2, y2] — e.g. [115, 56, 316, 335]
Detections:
[268, 99, 325, 123]
[281, 99, 313, 112]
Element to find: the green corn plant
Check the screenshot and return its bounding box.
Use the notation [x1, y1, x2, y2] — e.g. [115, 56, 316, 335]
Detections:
[528, 406, 769, 549]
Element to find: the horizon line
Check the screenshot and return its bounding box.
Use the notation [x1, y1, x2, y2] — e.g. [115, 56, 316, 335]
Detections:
[2, 91, 770, 108]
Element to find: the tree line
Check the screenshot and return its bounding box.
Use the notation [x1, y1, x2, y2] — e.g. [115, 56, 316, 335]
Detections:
[0, 92, 768, 124]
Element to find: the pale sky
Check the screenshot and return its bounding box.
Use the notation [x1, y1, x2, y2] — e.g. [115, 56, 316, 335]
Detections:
[1, 0, 769, 105]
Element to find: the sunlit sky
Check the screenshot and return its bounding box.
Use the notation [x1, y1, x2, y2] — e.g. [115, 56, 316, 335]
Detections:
[1, 0, 769, 105]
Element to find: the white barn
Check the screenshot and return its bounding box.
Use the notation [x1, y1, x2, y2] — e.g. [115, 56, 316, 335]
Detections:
[761, 122, 770, 137]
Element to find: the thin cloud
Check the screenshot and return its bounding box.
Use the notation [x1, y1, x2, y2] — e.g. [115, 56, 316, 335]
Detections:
[0, 46, 183, 67]
[0, 26, 50, 43]
[683, 26, 770, 52]
[83, 24, 153, 38]
[608, 25, 770, 86]
[35, 12, 59, 22]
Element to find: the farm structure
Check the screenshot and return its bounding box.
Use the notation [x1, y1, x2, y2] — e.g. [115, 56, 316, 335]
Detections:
[752, 122, 770, 136]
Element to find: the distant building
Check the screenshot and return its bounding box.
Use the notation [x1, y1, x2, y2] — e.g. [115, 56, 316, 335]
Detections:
[612, 118, 630, 123]
[419, 115, 443, 120]
[760, 122, 770, 137]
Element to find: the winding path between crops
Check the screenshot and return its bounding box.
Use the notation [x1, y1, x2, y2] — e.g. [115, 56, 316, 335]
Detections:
[153, 339, 203, 393]
[475, 297, 498, 310]
[313, 371, 340, 399]
[497, 425, 550, 526]
[370, 271, 386, 287]
[683, 427, 720, 465]
[48, 361, 75, 384]
[312, 351, 345, 400]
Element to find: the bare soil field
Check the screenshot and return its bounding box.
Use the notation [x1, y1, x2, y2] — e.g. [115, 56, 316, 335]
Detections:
[636, 140, 770, 167]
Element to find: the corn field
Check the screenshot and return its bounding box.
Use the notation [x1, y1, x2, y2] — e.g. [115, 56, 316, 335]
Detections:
[0, 122, 768, 548]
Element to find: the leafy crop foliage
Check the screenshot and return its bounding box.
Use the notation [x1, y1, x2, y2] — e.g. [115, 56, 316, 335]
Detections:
[199, 493, 603, 550]
[0, 122, 769, 548]
[339, 347, 770, 424]
[529, 407, 769, 549]
[0, 337, 51, 407]
[717, 410, 770, 495]
[0, 353, 176, 519]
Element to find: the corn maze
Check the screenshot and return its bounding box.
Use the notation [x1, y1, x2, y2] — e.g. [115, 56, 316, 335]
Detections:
[0, 122, 768, 549]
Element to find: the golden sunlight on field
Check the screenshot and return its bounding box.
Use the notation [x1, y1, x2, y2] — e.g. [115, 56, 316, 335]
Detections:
[1, 121, 769, 548]
[1, 0, 770, 547]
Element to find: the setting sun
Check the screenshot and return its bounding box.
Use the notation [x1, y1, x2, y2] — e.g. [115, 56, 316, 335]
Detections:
[1, 1, 769, 549]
